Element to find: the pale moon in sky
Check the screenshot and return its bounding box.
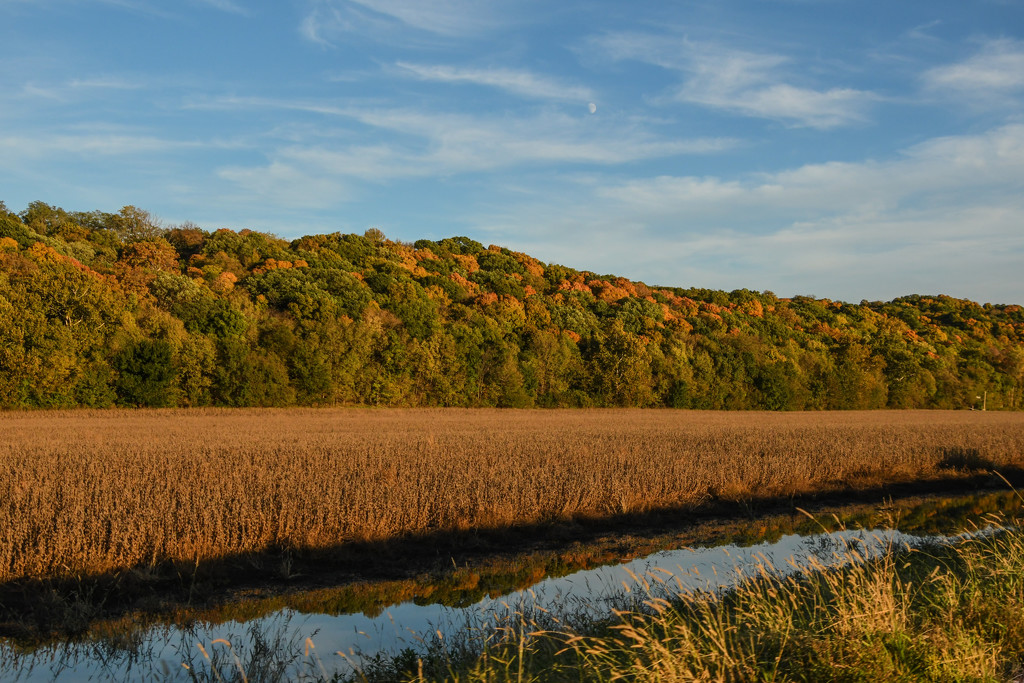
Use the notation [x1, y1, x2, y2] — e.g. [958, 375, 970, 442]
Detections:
[588, 102, 597, 114]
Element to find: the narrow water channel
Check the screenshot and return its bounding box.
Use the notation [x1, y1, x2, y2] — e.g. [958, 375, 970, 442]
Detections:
[0, 521, 990, 682]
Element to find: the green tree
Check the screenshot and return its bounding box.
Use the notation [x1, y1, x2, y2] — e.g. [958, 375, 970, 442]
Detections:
[113, 339, 176, 407]
[213, 339, 295, 407]
[590, 320, 655, 406]
[176, 333, 217, 406]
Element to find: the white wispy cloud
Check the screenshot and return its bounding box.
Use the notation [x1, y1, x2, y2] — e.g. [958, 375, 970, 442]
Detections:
[596, 124, 1024, 224]
[589, 32, 878, 129]
[14, 77, 143, 104]
[211, 121, 735, 208]
[92, 0, 175, 18]
[338, 107, 687, 167]
[0, 121, 238, 157]
[299, 0, 513, 44]
[19, 83, 64, 100]
[924, 38, 1024, 104]
[299, 15, 324, 45]
[190, 0, 250, 15]
[677, 77, 874, 130]
[348, 0, 505, 35]
[218, 161, 352, 208]
[393, 62, 594, 102]
[0, 133, 201, 157]
[2, 0, 229, 16]
[190, 95, 737, 182]
[67, 76, 142, 90]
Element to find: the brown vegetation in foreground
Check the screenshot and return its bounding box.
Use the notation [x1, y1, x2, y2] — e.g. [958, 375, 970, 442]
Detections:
[2, 409, 1023, 584]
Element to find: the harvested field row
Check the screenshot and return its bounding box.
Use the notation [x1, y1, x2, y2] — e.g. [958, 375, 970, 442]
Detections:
[2, 408, 1022, 583]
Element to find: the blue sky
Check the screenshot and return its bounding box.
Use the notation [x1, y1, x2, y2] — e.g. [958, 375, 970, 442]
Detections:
[1, 0, 1022, 303]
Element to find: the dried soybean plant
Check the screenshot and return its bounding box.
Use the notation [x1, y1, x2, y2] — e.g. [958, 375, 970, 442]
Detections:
[1, 408, 1022, 582]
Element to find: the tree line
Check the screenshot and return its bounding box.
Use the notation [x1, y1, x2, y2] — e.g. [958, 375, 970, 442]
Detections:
[1, 200, 1022, 410]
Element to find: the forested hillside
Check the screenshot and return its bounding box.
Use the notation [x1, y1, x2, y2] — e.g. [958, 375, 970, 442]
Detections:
[1, 200, 1021, 410]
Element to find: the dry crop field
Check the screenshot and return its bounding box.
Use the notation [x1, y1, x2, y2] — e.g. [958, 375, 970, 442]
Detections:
[2, 408, 1023, 584]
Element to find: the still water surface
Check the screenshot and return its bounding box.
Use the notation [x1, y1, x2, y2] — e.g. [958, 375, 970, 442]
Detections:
[2, 525, 981, 682]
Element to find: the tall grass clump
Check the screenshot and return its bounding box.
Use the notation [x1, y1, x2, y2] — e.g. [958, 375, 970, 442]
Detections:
[345, 522, 1024, 682]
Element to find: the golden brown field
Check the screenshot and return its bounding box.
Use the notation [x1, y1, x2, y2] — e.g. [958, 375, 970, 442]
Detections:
[2, 408, 1023, 584]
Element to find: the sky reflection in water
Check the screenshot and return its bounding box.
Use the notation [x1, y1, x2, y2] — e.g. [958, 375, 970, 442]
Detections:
[1, 526, 977, 681]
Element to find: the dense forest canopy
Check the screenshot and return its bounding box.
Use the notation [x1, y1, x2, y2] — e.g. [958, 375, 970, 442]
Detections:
[1, 200, 1021, 410]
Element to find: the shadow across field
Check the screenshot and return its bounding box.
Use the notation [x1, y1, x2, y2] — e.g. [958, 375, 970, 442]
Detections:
[3, 465, 1022, 647]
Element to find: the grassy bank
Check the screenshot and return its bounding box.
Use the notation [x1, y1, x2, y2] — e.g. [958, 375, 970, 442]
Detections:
[346, 517, 1024, 682]
[3, 408, 1024, 585]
